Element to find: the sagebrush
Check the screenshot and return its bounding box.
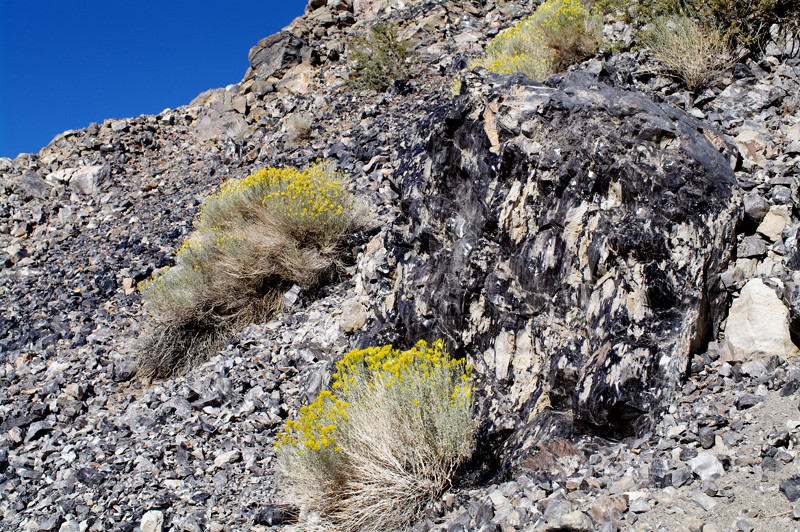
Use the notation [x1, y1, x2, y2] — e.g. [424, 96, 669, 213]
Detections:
[620, 0, 799, 54]
[471, 0, 602, 80]
[276, 340, 475, 531]
[137, 161, 356, 379]
[643, 16, 734, 91]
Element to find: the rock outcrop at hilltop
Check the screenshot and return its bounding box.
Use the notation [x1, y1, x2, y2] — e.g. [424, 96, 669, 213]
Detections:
[2, 0, 800, 530]
[372, 67, 741, 469]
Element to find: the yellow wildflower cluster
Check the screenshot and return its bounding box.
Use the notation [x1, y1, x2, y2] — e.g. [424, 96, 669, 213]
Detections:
[276, 340, 474, 458]
[471, 0, 600, 81]
[201, 159, 351, 234]
[276, 390, 349, 454]
[334, 339, 474, 407]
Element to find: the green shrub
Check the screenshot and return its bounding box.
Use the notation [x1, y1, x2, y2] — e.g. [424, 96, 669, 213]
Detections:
[346, 22, 414, 91]
[276, 340, 475, 531]
[471, 0, 602, 80]
[643, 16, 733, 91]
[137, 161, 356, 379]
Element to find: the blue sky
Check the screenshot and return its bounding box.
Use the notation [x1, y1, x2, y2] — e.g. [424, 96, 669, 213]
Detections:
[0, 0, 309, 159]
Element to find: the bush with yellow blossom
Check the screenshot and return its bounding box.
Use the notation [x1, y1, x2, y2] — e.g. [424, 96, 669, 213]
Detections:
[136, 160, 357, 379]
[471, 0, 602, 80]
[276, 340, 475, 531]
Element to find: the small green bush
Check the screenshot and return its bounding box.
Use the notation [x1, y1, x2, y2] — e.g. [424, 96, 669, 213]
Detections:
[276, 340, 475, 531]
[137, 161, 356, 379]
[471, 0, 602, 80]
[346, 22, 414, 91]
[643, 16, 733, 91]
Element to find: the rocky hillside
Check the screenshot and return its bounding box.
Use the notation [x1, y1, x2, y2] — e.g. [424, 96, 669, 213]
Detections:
[2, 0, 800, 530]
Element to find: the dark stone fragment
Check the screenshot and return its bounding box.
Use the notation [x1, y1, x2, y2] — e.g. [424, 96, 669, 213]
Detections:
[15, 170, 47, 200]
[113, 359, 136, 382]
[75, 466, 105, 486]
[672, 468, 691, 487]
[649, 459, 672, 488]
[247, 32, 308, 80]
[0, 414, 34, 433]
[192, 492, 212, 503]
[253, 504, 298, 526]
[781, 475, 800, 501]
[763, 456, 779, 471]
[699, 429, 716, 449]
[782, 379, 800, 397]
[192, 393, 222, 409]
[448, 512, 472, 531]
[38, 515, 63, 531]
[412, 519, 435, 532]
[680, 447, 699, 461]
[738, 235, 767, 258]
[736, 394, 765, 409]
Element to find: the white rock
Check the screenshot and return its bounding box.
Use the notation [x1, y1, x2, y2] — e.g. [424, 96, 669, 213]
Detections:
[213, 450, 241, 468]
[488, 489, 508, 507]
[757, 205, 790, 242]
[69, 165, 109, 195]
[339, 298, 367, 333]
[734, 129, 768, 166]
[725, 279, 797, 359]
[493, 329, 515, 380]
[688, 452, 724, 481]
[141, 510, 164, 532]
[691, 490, 717, 511]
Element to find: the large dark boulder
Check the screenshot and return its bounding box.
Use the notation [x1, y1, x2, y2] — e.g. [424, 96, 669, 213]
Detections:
[245, 32, 313, 82]
[371, 68, 741, 471]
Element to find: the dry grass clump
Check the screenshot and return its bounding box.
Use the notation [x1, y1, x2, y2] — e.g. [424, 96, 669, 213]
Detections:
[276, 340, 475, 531]
[284, 112, 312, 143]
[626, 0, 799, 54]
[137, 161, 356, 379]
[643, 16, 734, 91]
[471, 0, 602, 80]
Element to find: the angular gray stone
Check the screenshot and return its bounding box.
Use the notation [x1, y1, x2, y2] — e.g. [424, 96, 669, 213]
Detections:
[773, 185, 793, 205]
[15, 170, 47, 200]
[738, 235, 767, 258]
[743, 192, 769, 223]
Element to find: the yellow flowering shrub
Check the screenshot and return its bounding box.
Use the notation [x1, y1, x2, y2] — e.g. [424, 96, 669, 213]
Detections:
[471, 0, 601, 80]
[136, 161, 357, 379]
[276, 340, 475, 531]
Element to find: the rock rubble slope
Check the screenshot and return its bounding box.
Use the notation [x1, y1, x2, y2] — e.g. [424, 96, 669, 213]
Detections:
[1, 0, 800, 531]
